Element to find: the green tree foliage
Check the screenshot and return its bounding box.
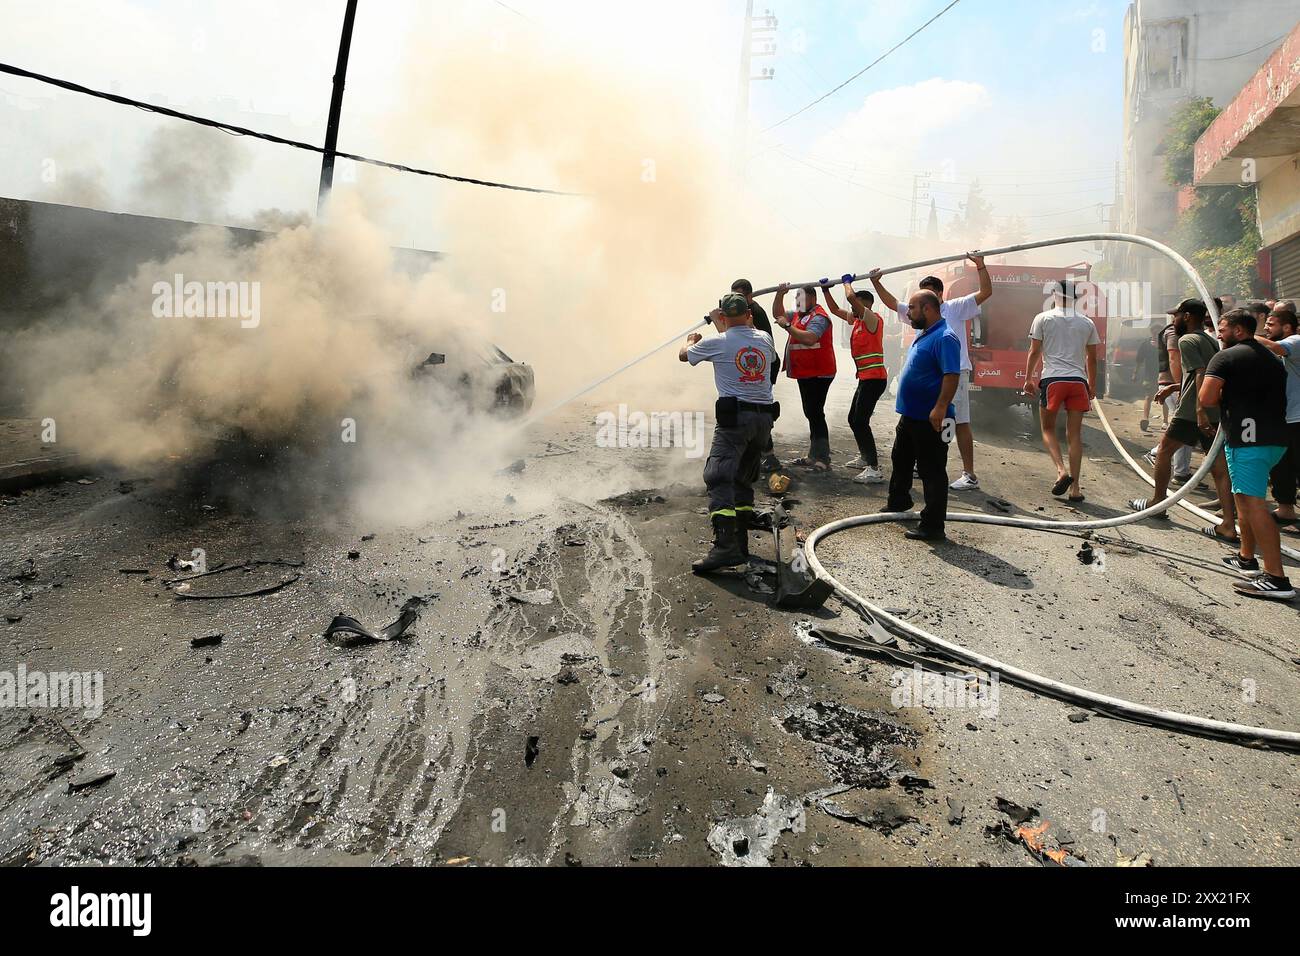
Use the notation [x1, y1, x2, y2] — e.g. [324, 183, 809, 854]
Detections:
[1162, 98, 1262, 295]
[1163, 97, 1220, 188]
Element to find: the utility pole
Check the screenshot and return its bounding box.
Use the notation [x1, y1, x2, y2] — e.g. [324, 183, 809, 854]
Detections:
[735, 2, 777, 179]
[317, 0, 360, 215]
[910, 172, 932, 238]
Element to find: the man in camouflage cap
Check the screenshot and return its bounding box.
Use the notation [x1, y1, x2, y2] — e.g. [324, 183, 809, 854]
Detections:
[679, 293, 780, 573]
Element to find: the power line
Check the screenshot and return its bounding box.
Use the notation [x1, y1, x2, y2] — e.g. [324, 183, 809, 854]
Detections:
[490, 0, 536, 23]
[0, 60, 580, 197]
[1194, 32, 1289, 62]
[761, 0, 963, 133]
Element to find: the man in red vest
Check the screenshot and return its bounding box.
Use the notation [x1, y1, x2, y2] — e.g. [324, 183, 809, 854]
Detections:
[774, 283, 837, 471]
[822, 278, 889, 484]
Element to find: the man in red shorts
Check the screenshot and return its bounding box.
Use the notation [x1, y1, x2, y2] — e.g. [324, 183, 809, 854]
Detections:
[1023, 281, 1100, 503]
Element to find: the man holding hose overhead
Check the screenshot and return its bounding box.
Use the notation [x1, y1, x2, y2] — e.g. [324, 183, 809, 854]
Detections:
[774, 283, 837, 472]
[680, 293, 780, 574]
[869, 253, 992, 492]
[822, 277, 888, 484]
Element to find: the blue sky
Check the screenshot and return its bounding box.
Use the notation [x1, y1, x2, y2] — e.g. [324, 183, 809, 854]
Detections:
[738, 0, 1126, 238]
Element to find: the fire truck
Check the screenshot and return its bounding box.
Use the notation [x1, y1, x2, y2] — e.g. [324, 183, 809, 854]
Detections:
[896, 261, 1108, 420]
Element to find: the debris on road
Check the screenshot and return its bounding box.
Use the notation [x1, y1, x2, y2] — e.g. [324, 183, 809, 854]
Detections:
[67, 769, 116, 794]
[323, 607, 420, 644]
[994, 797, 1038, 825]
[1015, 819, 1087, 867]
[817, 791, 917, 834]
[166, 559, 304, 600]
[174, 575, 298, 600]
[946, 797, 965, 826]
[707, 788, 805, 867]
[5, 558, 37, 582]
[508, 588, 554, 606]
[190, 632, 224, 649]
[1116, 848, 1154, 867]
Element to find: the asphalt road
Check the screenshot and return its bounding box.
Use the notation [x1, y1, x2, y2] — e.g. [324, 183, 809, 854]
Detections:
[1, 389, 1297, 867]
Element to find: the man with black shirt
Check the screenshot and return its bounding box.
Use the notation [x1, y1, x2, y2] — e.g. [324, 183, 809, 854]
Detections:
[1199, 309, 1295, 601]
[732, 279, 782, 472]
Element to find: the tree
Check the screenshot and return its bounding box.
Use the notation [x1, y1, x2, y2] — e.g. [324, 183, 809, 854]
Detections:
[1161, 97, 1262, 296]
[1163, 97, 1221, 188]
[951, 179, 994, 246]
[998, 214, 1029, 246]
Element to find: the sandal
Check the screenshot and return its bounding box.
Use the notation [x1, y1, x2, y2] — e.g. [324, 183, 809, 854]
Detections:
[1128, 497, 1170, 520]
[1200, 526, 1240, 546]
[1051, 475, 1073, 497]
[1272, 513, 1299, 527]
[1069, 495, 1086, 504]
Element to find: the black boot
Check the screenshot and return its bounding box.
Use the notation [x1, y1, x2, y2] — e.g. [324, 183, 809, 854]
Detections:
[736, 509, 752, 563]
[693, 515, 745, 574]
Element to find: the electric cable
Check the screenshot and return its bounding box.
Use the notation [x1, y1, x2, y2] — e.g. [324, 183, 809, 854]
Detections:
[0, 61, 579, 197]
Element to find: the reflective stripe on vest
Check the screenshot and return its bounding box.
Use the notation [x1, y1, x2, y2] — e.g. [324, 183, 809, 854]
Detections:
[787, 306, 837, 378]
[850, 313, 887, 380]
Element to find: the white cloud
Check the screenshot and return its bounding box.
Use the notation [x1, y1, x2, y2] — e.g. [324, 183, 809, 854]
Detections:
[810, 77, 990, 158]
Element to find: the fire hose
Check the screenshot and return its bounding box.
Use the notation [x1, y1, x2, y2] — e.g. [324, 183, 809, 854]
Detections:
[537, 232, 1300, 750]
[797, 233, 1300, 751]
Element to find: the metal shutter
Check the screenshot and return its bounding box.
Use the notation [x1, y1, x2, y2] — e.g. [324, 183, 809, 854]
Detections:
[1273, 235, 1300, 300]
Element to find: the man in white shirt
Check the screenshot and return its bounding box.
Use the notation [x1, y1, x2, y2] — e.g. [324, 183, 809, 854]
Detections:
[1023, 281, 1100, 503]
[870, 253, 993, 491]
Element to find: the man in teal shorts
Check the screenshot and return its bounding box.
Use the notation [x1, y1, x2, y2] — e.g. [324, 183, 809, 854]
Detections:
[1200, 310, 1294, 601]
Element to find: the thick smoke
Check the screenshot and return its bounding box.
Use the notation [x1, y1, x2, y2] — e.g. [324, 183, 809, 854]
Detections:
[11, 16, 788, 524]
[129, 124, 251, 223]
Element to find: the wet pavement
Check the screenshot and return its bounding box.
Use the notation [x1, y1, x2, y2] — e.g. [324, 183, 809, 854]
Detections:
[1, 393, 1297, 867]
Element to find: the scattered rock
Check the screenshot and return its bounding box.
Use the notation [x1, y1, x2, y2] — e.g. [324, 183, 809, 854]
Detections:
[67, 769, 116, 794]
[509, 589, 554, 606]
[946, 797, 965, 826]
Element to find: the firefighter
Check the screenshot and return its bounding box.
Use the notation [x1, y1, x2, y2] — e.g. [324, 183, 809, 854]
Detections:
[680, 292, 780, 574]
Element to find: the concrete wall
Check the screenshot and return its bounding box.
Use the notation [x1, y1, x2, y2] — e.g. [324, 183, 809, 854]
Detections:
[1115, 0, 1300, 303]
[0, 197, 439, 410]
[1260, 158, 1300, 247]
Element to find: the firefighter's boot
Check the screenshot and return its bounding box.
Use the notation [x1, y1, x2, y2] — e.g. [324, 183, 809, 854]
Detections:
[736, 508, 753, 563]
[692, 515, 746, 575]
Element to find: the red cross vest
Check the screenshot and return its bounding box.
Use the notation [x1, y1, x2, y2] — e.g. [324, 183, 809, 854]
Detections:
[786, 305, 837, 380]
[851, 313, 887, 381]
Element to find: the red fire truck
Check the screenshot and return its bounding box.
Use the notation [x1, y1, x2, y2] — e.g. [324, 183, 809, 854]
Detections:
[894, 261, 1108, 419]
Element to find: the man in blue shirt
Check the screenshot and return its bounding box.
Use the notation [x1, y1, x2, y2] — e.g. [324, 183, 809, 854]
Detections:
[884, 291, 962, 542]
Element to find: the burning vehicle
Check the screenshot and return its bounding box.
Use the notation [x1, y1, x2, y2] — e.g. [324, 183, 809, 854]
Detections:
[417, 342, 536, 416]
